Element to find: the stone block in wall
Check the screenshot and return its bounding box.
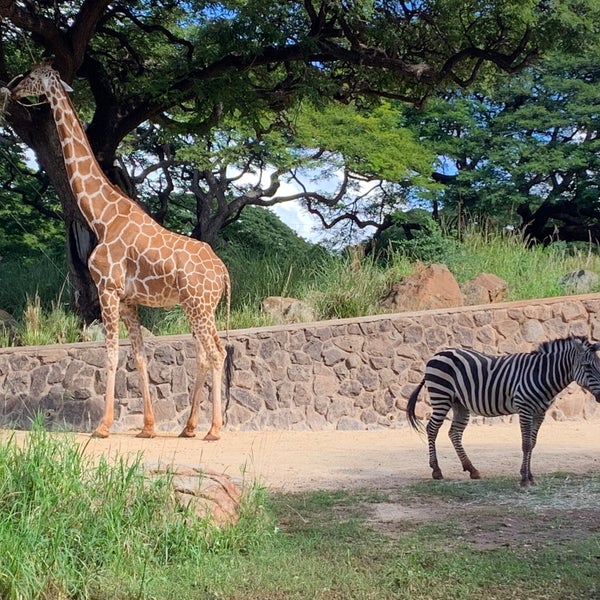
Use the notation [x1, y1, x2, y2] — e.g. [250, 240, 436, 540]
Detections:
[475, 324, 497, 349]
[374, 388, 394, 416]
[544, 317, 569, 339]
[231, 388, 262, 413]
[306, 406, 330, 429]
[522, 319, 544, 343]
[569, 319, 590, 338]
[357, 365, 379, 392]
[293, 383, 312, 406]
[337, 416, 365, 430]
[333, 335, 364, 353]
[452, 325, 474, 348]
[338, 379, 362, 398]
[561, 302, 588, 322]
[322, 345, 347, 367]
[327, 397, 354, 422]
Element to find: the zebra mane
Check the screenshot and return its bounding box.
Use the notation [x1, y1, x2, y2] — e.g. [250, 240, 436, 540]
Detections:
[535, 336, 589, 354]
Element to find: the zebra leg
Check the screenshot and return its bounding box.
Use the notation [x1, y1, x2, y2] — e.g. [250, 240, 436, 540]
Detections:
[425, 397, 452, 480]
[518, 412, 537, 486]
[523, 413, 545, 485]
[426, 416, 444, 479]
[448, 404, 481, 480]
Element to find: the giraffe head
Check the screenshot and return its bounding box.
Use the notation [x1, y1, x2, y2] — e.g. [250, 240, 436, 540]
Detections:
[10, 61, 73, 102]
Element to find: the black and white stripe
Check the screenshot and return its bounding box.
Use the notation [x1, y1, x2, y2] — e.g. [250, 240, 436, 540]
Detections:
[407, 337, 600, 485]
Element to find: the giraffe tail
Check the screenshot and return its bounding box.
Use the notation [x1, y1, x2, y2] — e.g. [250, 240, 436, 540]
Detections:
[222, 271, 234, 419]
[223, 271, 231, 343]
[223, 344, 234, 422]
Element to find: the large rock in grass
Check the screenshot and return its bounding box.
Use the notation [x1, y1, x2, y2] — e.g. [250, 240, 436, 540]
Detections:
[261, 296, 315, 324]
[461, 273, 508, 305]
[558, 270, 599, 294]
[380, 263, 463, 312]
[146, 463, 242, 526]
[0, 308, 18, 341]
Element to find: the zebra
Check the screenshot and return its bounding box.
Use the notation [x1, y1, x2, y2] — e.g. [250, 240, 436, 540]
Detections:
[406, 336, 600, 486]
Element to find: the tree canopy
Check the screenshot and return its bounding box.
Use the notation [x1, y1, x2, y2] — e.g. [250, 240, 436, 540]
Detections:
[1, 1, 600, 319]
[407, 49, 600, 244]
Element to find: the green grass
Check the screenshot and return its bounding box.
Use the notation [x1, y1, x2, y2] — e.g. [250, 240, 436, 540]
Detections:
[1, 426, 599, 598]
[0, 421, 275, 599]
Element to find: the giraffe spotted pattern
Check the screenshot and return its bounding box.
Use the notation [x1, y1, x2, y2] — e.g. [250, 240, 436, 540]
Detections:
[11, 61, 233, 440]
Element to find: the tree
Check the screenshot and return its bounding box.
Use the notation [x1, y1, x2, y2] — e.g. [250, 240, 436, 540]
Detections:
[0, 138, 63, 259]
[1, 0, 597, 320]
[409, 50, 600, 244]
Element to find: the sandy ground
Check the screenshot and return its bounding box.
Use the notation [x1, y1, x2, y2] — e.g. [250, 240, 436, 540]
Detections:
[5, 420, 597, 492]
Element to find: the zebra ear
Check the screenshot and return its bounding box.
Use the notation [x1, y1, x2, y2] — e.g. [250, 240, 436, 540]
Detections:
[590, 341, 600, 353]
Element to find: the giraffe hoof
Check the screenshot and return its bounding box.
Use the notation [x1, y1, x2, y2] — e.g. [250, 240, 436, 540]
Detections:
[203, 431, 221, 442]
[136, 430, 156, 439]
[91, 429, 110, 439]
[179, 429, 197, 438]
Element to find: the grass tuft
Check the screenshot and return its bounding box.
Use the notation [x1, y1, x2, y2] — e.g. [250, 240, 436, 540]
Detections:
[0, 418, 275, 599]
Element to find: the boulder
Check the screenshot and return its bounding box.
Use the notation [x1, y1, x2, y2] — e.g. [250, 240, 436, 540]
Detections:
[146, 463, 242, 526]
[558, 269, 598, 294]
[0, 308, 18, 342]
[261, 296, 315, 324]
[461, 273, 508, 305]
[380, 263, 463, 312]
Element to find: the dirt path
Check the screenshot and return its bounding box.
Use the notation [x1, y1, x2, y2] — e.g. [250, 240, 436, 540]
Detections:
[6, 420, 596, 492]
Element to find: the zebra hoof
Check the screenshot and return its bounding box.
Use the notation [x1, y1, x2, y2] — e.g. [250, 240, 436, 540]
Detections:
[432, 469, 444, 480]
[469, 469, 481, 480]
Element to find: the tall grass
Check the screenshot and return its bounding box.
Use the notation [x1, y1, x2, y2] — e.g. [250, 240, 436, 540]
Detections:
[444, 228, 600, 300]
[0, 420, 274, 599]
[2, 228, 600, 347]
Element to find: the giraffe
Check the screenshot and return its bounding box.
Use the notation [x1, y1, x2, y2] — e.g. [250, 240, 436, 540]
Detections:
[10, 61, 232, 440]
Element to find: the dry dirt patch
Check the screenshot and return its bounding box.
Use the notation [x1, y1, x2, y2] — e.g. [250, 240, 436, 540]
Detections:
[3, 419, 600, 549]
[366, 488, 600, 551]
[3, 420, 598, 491]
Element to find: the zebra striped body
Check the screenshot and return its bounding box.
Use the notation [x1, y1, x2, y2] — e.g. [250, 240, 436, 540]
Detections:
[407, 337, 600, 485]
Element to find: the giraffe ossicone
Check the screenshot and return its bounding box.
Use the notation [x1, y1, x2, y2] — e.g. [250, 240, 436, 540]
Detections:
[10, 61, 233, 440]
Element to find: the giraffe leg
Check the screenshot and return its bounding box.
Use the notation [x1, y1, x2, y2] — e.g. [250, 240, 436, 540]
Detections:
[204, 326, 227, 441]
[448, 404, 480, 479]
[180, 308, 226, 441]
[179, 340, 209, 438]
[92, 291, 120, 439]
[120, 303, 156, 439]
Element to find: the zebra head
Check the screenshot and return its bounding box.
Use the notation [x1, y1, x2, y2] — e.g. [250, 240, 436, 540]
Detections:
[571, 338, 600, 402]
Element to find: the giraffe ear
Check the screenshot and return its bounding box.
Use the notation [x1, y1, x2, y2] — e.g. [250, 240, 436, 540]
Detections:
[60, 79, 74, 93]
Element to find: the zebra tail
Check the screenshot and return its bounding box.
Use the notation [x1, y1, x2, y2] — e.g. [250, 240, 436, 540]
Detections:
[406, 379, 426, 431]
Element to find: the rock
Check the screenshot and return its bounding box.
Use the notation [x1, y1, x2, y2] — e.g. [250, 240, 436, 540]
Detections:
[261, 296, 315, 324]
[380, 263, 463, 312]
[0, 308, 18, 342]
[146, 463, 242, 526]
[558, 269, 598, 294]
[461, 273, 508, 305]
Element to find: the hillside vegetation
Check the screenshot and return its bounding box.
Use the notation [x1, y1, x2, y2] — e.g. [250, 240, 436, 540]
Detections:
[1, 225, 599, 348]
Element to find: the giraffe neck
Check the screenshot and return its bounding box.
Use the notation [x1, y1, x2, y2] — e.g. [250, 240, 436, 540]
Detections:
[45, 79, 129, 236]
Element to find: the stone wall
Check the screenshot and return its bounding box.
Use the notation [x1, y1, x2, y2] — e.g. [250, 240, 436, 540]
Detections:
[1, 293, 600, 433]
